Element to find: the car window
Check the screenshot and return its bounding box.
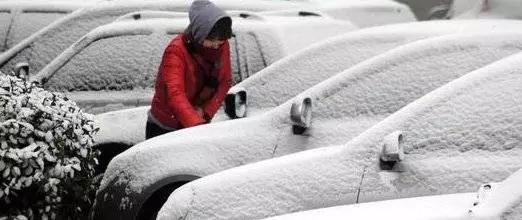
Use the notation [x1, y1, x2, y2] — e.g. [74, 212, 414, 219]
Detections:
[0, 11, 11, 52]
[230, 32, 267, 84]
[8, 12, 68, 48]
[44, 34, 172, 92]
[0, 12, 121, 75]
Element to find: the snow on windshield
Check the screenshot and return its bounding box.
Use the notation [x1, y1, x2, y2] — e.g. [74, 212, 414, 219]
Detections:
[44, 33, 172, 91]
[0, 11, 9, 51]
[8, 12, 68, 49]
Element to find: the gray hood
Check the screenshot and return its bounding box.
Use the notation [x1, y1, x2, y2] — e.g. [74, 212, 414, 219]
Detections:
[185, 0, 230, 43]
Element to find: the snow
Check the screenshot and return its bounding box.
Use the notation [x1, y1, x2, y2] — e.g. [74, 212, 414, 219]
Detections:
[155, 36, 522, 220]
[94, 30, 522, 218]
[213, 19, 522, 122]
[0, 11, 9, 51]
[42, 30, 173, 92]
[0, 1, 92, 51]
[0, 0, 305, 78]
[0, 0, 399, 76]
[470, 168, 522, 219]
[91, 19, 522, 164]
[29, 14, 356, 113]
[8, 12, 66, 50]
[452, 0, 522, 19]
[266, 193, 477, 220]
[267, 168, 522, 220]
[303, 2, 415, 27]
[64, 89, 153, 114]
[94, 106, 149, 146]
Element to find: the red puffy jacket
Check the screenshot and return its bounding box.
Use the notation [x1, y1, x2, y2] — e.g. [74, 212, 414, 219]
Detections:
[150, 34, 232, 129]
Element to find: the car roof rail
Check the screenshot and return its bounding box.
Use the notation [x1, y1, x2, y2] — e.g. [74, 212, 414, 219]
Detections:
[227, 10, 265, 21]
[298, 11, 322, 17]
[115, 10, 188, 22]
[258, 9, 327, 18]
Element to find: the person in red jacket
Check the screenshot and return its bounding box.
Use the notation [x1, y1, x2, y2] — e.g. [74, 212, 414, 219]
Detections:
[147, 0, 232, 139]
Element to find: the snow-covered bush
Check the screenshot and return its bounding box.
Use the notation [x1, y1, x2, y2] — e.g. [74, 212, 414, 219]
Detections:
[0, 73, 100, 219]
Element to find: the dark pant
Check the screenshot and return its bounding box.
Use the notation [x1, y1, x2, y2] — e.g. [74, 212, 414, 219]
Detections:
[145, 120, 175, 140]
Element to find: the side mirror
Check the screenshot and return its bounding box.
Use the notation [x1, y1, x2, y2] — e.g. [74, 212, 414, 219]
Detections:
[380, 131, 405, 163]
[427, 4, 451, 20]
[290, 97, 312, 135]
[225, 87, 247, 119]
[14, 62, 29, 80]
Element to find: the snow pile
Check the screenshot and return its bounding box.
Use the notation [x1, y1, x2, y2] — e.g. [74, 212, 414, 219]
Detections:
[156, 38, 522, 220]
[0, 74, 100, 219]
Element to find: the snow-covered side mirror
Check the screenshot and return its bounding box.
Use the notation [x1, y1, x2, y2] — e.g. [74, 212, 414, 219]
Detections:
[14, 62, 29, 80]
[225, 87, 247, 119]
[427, 4, 451, 20]
[290, 97, 312, 135]
[468, 169, 522, 218]
[380, 131, 405, 162]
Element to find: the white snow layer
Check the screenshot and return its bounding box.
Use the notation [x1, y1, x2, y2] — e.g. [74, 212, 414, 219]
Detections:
[156, 36, 522, 220]
[0, 1, 91, 51]
[0, 0, 411, 76]
[452, 0, 522, 19]
[0, 0, 302, 76]
[267, 168, 522, 220]
[97, 31, 522, 218]
[212, 19, 522, 121]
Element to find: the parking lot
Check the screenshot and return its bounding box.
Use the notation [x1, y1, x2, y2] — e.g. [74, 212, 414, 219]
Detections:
[1, 0, 521, 219]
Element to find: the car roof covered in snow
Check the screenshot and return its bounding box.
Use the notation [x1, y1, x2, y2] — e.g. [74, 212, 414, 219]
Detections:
[155, 34, 522, 219]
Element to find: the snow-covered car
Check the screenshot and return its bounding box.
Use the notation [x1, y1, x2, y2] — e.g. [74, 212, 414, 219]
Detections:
[0, 0, 414, 77]
[265, 169, 522, 220]
[92, 31, 522, 219]
[450, 0, 522, 19]
[93, 19, 522, 156]
[395, 0, 452, 20]
[29, 11, 357, 114]
[0, 1, 91, 52]
[156, 47, 522, 220]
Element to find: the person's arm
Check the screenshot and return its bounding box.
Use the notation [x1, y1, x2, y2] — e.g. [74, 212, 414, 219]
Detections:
[163, 46, 206, 127]
[202, 42, 232, 120]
